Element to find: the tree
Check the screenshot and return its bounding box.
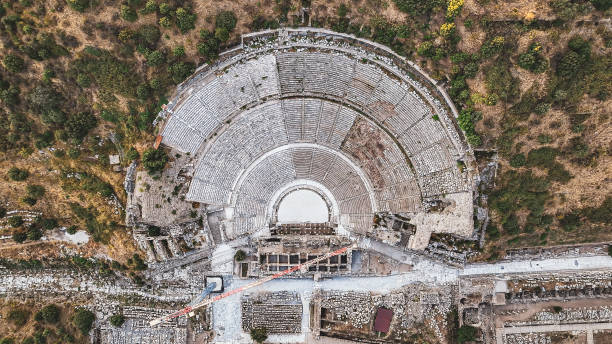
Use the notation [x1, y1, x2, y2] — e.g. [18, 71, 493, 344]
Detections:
[168, 61, 195, 84]
[147, 225, 161, 236]
[67, 225, 78, 235]
[175, 8, 196, 33]
[65, 112, 97, 141]
[73, 308, 95, 335]
[457, 325, 477, 343]
[3, 54, 25, 73]
[145, 50, 165, 66]
[250, 327, 268, 343]
[8, 167, 29, 181]
[8, 216, 24, 228]
[38, 304, 60, 323]
[142, 148, 168, 175]
[136, 25, 161, 48]
[27, 227, 42, 241]
[0, 338, 14, 344]
[12, 231, 27, 243]
[234, 249, 246, 261]
[215, 11, 237, 32]
[109, 313, 125, 327]
[590, 0, 612, 10]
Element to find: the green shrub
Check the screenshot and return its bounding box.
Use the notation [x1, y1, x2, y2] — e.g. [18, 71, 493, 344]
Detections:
[559, 211, 580, 231]
[485, 58, 519, 101]
[526, 147, 558, 169]
[142, 0, 157, 13]
[534, 102, 550, 115]
[67, 225, 78, 234]
[457, 325, 477, 343]
[145, 50, 165, 66]
[65, 112, 97, 142]
[73, 308, 95, 335]
[8, 216, 24, 228]
[550, 0, 589, 21]
[137, 84, 150, 99]
[147, 225, 161, 236]
[0, 85, 20, 107]
[581, 196, 611, 224]
[518, 43, 548, 73]
[486, 223, 500, 240]
[175, 7, 196, 33]
[27, 227, 42, 241]
[234, 249, 246, 261]
[197, 37, 220, 62]
[38, 218, 58, 230]
[8, 167, 29, 181]
[553, 305, 563, 313]
[502, 214, 520, 235]
[159, 16, 171, 27]
[142, 148, 168, 175]
[3, 54, 25, 73]
[159, 2, 170, 14]
[393, 0, 442, 15]
[110, 313, 125, 327]
[547, 162, 572, 183]
[509, 154, 526, 168]
[172, 46, 185, 57]
[66, 0, 90, 12]
[0, 337, 14, 344]
[215, 10, 237, 31]
[215, 27, 230, 42]
[457, 108, 482, 147]
[0, 207, 5, 218]
[76, 73, 90, 86]
[136, 24, 161, 48]
[480, 36, 505, 59]
[126, 147, 139, 161]
[7, 308, 30, 327]
[38, 304, 60, 323]
[79, 173, 114, 197]
[12, 231, 27, 243]
[28, 84, 63, 115]
[121, 5, 138, 22]
[168, 61, 195, 84]
[250, 327, 268, 344]
[590, 0, 612, 10]
[22, 196, 37, 206]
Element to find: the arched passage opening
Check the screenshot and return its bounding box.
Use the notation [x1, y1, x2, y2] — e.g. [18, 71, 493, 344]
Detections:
[276, 189, 329, 224]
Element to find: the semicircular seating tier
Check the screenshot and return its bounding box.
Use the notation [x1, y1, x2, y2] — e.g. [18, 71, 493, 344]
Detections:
[158, 29, 475, 241]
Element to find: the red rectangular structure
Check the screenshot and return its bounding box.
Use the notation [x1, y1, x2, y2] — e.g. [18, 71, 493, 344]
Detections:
[154, 135, 163, 149]
[374, 307, 393, 333]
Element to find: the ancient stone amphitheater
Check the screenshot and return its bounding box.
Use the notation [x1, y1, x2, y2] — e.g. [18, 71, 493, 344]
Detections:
[156, 28, 477, 249]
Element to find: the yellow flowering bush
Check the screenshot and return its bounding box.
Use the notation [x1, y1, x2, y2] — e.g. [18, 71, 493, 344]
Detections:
[446, 0, 464, 19]
[440, 22, 456, 37]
